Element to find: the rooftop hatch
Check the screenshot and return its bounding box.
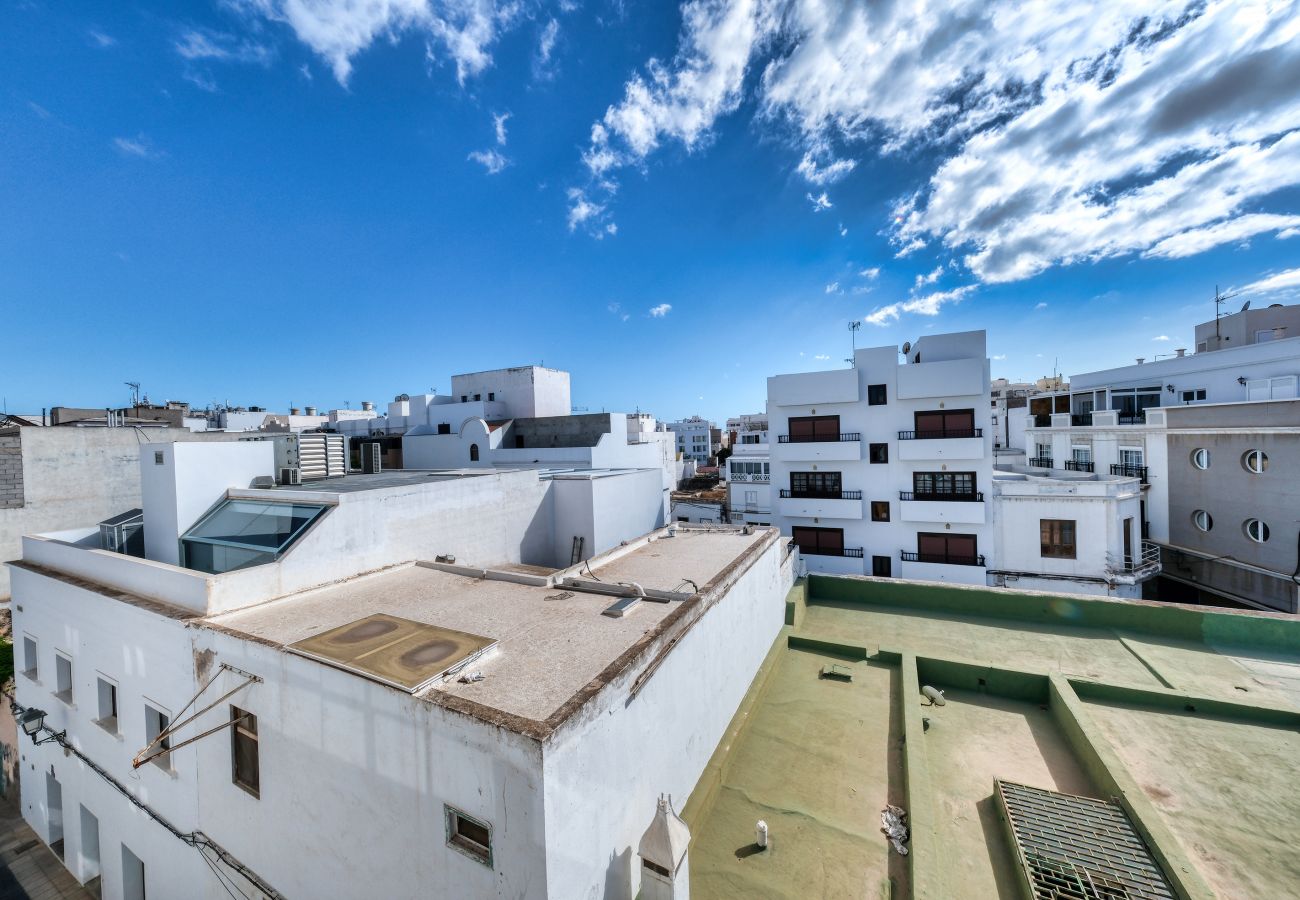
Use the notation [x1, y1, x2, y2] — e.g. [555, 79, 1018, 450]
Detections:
[181, 498, 329, 574]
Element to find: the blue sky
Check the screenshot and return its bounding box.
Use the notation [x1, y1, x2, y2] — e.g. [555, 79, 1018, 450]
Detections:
[3, 0, 1299, 424]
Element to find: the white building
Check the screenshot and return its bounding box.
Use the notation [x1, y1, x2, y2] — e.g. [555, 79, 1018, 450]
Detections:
[8, 440, 793, 900]
[724, 417, 770, 527]
[768, 330, 993, 584]
[665, 417, 717, 464]
[988, 467, 1158, 598]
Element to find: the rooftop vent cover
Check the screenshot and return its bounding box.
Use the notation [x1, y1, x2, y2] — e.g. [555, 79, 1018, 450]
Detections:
[996, 780, 1175, 900]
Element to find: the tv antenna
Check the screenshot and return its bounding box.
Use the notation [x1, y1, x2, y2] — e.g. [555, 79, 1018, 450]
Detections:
[847, 321, 862, 367]
[1213, 285, 1244, 348]
[125, 381, 141, 408]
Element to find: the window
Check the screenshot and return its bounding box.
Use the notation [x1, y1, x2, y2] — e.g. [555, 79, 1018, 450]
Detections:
[181, 499, 329, 575]
[1072, 447, 1092, 464]
[1241, 449, 1268, 473]
[913, 408, 975, 438]
[473, 393, 481, 401]
[871, 501, 890, 522]
[912, 472, 975, 498]
[1180, 388, 1206, 403]
[1255, 328, 1277, 343]
[744, 490, 758, 506]
[487, 392, 495, 401]
[872, 555, 892, 578]
[153, 450, 164, 465]
[144, 704, 172, 770]
[460, 395, 468, 402]
[1040, 519, 1077, 559]
[1246, 375, 1298, 400]
[436, 422, 451, 435]
[55, 653, 73, 703]
[790, 471, 842, 497]
[97, 677, 118, 732]
[1192, 509, 1213, 532]
[913, 532, 979, 565]
[790, 526, 846, 557]
[515, 435, 525, 448]
[869, 443, 888, 464]
[1190, 448, 1210, 470]
[1118, 448, 1144, 468]
[787, 415, 841, 442]
[1244, 519, 1270, 543]
[445, 805, 492, 866]
[22, 636, 37, 680]
[469, 443, 479, 462]
[231, 707, 259, 797]
[867, 384, 887, 406]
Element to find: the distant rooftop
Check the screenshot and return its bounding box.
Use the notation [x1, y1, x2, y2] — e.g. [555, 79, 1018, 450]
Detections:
[686, 575, 1300, 899]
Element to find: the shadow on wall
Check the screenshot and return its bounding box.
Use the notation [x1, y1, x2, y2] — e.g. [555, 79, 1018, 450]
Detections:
[602, 844, 632, 900]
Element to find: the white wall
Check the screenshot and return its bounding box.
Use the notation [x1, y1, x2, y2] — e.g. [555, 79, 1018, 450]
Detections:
[540, 535, 790, 900]
[140, 441, 274, 566]
[450, 367, 572, 419]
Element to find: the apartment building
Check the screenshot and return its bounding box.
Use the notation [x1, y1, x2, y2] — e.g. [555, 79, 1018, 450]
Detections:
[8, 440, 792, 900]
[768, 330, 993, 584]
[665, 416, 717, 464]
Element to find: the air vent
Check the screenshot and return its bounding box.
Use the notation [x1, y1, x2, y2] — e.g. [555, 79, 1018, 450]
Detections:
[278, 467, 301, 486]
[996, 781, 1175, 900]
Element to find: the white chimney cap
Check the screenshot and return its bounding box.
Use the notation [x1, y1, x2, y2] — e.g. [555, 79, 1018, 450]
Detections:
[638, 795, 691, 872]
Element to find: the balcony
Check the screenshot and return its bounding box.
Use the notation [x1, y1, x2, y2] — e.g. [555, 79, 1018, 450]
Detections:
[773, 434, 862, 462]
[901, 550, 985, 567]
[1108, 540, 1161, 579]
[1117, 413, 1146, 425]
[899, 492, 986, 525]
[1031, 414, 1051, 427]
[798, 550, 866, 576]
[778, 490, 864, 520]
[1028, 456, 1054, 468]
[1110, 464, 1148, 484]
[1070, 413, 1093, 427]
[895, 428, 984, 462]
[1063, 460, 1094, 472]
[899, 551, 987, 585]
[729, 472, 770, 483]
[801, 546, 864, 558]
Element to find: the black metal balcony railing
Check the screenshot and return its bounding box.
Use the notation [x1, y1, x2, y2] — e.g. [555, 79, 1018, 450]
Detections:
[1117, 413, 1145, 425]
[777, 433, 862, 443]
[1029, 456, 1054, 468]
[896, 428, 983, 440]
[1063, 460, 1094, 472]
[779, 489, 863, 500]
[801, 546, 865, 558]
[1071, 413, 1093, 426]
[1032, 414, 1051, 427]
[899, 491, 984, 502]
[1110, 463, 1149, 483]
[901, 550, 986, 567]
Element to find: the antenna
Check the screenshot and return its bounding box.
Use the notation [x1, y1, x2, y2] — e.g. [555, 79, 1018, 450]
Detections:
[125, 381, 141, 408]
[847, 321, 861, 367]
[1213, 285, 1244, 347]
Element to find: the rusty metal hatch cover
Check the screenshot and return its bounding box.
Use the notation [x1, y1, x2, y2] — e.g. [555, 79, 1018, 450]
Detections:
[288, 613, 497, 693]
[996, 780, 1176, 900]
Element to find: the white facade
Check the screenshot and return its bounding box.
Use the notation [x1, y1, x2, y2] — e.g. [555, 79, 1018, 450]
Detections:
[988, 469, 1157, 598]
[8, 439, 792, 900]
[725, 431, 770, 526]
[768, 330, 994, 584]
[665, 417, 716, 464]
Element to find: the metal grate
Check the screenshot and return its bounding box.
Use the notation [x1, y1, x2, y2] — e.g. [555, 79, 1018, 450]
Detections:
[996, 781, 1175, 900]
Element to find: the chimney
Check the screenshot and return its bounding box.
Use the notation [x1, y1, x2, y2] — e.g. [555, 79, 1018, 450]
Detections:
[290, 407, 301, 415]
[361, 401, 374, 412]
[305, 406, 317, 416]
[1175, 348, 1186, 358]
[1135, 358, 1144, 365]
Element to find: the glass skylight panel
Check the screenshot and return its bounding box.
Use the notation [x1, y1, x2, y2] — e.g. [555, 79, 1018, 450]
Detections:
[181, 499, 327, 573]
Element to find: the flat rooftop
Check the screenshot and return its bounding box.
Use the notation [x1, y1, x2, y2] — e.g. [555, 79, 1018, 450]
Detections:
[685, 576, 1300, 899]
[203, 528, 772, 734]
[257, 470, 493, 493]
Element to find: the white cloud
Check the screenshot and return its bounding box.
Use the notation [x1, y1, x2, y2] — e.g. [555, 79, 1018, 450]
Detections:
[534, 18, 560, 79]
[914, 265, 942, 289]
[824, 281, 840, 294]
[859, 267, 880, 280]
[1034, 302, 1048, 310]
[566, 188, 605, 232]
[174, 28, 271, 65]
[468, 148, 509, 174]
[112, 136, 162, 159]
[233, 0, 519, 85]
[608, 301, 631, 322]
[649, 303, 673, 317]
[865, 285, 975, 326]
[184, 71, 220, 92]
[1152, 334, 1171, 341]
[992, 353, 1007, 360]
[806, 191, 831, 212]
[838, 223, 848, 237]
[1239, 267, 1300, 295]
[89, 30, 116, 48]
[573, 0, 1300, 272]
[492, 111, 511, 146]
[813, 354, 831, 360]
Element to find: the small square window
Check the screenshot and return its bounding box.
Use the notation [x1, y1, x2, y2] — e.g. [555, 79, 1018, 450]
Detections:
[871, 501, 890, 522]
[867, 384, 887, 406]
[1040, 519, 1077, 559]
[869, 443, 889, 464]
[55, 653, 73, 704]
[154, 450, 165, 465]
[97, 677, 119, 732]
[473, 394, 481, 401]
[144, 704, 172, 770]
[445, 805, 492, 867]
[487, 392, 495, 401]
[231, 707, 259, 797]
[22, 636, 38, 680]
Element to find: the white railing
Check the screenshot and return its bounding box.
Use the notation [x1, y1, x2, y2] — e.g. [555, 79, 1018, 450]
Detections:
[1107, 540, 1161, 576]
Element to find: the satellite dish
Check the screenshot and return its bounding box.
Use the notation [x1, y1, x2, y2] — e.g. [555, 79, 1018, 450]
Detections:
[1240, 300, 1251, 312]
[902, 341, 912, 355]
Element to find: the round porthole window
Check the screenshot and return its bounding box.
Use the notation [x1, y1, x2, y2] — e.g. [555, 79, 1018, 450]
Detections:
[1192, 510, 1213, 532]
[1241, 449, 1268, 473]
[1190, 448, 1210, 470]
[1244, 519, 1270, 543]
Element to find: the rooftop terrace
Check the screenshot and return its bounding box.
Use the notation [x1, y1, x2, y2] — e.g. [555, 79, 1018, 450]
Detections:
[684, 575, 1300, 899]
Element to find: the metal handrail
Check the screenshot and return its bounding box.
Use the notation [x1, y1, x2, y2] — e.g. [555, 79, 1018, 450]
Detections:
[1109, 540, 1161, 574]
[800, 546, 864, 558]
[779, 489, 863, 500]
[899, 491, 983, 502]
[897, 428, 983, 440]
[777, 433, 862, 443]
[901, 550, 985, 567]
[1063, 460, 1094, 472]
[1028, 456, 1054, 468]
[1110, 463, 1148, 483]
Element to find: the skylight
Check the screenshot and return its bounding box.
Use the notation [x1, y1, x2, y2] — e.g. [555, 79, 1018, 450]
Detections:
[181, 499, 328, 574]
